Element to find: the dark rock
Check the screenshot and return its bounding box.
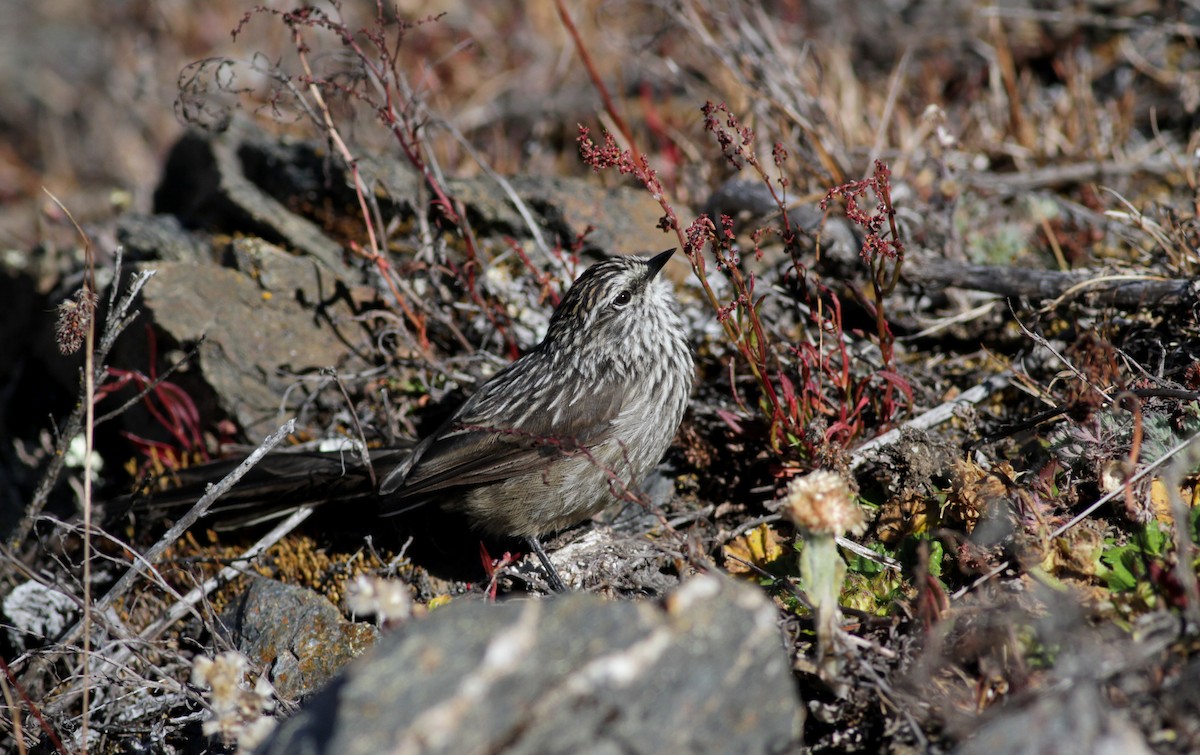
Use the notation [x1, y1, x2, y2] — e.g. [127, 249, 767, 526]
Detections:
[154, 120, 675, 270]
[0, 253, 67, 535]
[154, 119, 349, 273]
[254, 573, 803, 754]
[223, 577, 378, 702]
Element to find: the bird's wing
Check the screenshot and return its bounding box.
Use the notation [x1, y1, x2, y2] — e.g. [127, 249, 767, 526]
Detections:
[379, 369, 626, 509]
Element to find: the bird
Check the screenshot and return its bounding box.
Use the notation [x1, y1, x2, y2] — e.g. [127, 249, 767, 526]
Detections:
[123, 248, 693, 590]
[376, 248, 693, 588]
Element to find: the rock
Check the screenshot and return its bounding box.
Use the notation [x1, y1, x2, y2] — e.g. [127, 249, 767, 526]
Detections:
[115, 213, 210, 264]
[254, 573, 803, 754]
[153, 120, 680, 276]
[129, 257, 365, 438]
[223, 577, 378, 702]
[448, 174, 673, 257]
[0, 258, 49, 534]
[954, 679, 1152, 755]
[153, 119, 349, 274]
[2, 580, 78, 652]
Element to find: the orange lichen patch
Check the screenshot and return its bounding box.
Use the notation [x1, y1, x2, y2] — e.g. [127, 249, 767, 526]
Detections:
[110, 530, 254, 629]
[112, 529, 404, 637]
[255, 535, 389, 608]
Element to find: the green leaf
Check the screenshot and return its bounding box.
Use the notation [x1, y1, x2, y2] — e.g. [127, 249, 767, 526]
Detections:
[926, 539, 945, 579]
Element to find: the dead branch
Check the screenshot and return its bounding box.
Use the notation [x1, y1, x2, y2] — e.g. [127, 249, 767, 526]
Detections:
[906, 261, 1197, 310]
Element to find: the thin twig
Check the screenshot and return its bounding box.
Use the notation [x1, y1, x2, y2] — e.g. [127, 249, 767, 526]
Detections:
[131, 508, 313, 652]
[27, 420, 298, 726]
[865, 47, 911, 175]
[950, 426, 1200, 601]
[0, 655, 64, 754]
[20, 419, 296, 707]
[93, 419, 296, 616]
[42, 189, 98, 751]
[1010, 302, 1110, 405]
[440, 124, 555, 264]
[326, 367, 375, 488]
[1049, 427, 1200, 540]
[554, 0, 643, 169]
[851, 373, 1012, 469]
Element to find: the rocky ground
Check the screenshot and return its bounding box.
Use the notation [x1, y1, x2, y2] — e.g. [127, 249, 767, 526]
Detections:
[3, 1, 1200, 753]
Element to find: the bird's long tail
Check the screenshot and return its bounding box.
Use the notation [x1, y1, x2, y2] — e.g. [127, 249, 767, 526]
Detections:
[110, 446, 413, 530]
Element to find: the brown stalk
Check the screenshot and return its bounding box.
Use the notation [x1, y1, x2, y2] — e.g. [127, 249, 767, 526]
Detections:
[42, 190, 96, 752]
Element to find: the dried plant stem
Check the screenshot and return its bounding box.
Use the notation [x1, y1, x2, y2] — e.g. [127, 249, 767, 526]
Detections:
[8, 261, 151, 550]
[1114, 392, 1145, 519]
[290, 36, 431, 351]
[0, 669, 22, 753]
[553, 0, 642, 168]
[99, 507, 313, 681]
[865, 48, 910, 175]
[297, 45, 380, 258]
[327, 367, 376, 488]
[954, 426, 1200, 602]
[29, 420, 297, 722]
[96, 419, 296, 616]
[81, 284, 94, 752]
[851, 373, 1012, 469]
[1, 655, 63, 754]
[1050, 427, 1200, 540]
[41, 189, 99, 752]
[563, 41, 774, 415]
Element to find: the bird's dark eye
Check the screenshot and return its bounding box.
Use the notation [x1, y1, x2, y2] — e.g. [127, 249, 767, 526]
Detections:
[612, 290, 632, 307]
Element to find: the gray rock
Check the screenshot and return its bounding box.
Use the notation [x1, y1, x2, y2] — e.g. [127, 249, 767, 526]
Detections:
[115, 213, 210, 264]
[130, 257, 364, 439]
[254, 573, 803, 754]
[954, 679, 1152, 755]
[447, 173, 674, 257]
[223, 577, 378, 702]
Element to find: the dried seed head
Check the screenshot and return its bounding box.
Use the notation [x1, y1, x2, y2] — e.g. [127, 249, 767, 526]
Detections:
[55, 288, 98, 354]
[345, 574, 414, 625]
[781, 470, 865, 536]
[192, 650, 277, 749]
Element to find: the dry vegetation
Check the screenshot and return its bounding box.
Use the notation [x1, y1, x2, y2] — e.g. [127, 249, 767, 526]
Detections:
[4, 0, 1200, 752]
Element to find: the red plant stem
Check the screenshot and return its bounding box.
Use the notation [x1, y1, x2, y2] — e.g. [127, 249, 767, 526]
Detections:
[290, 27, 432, 350]
[561, 44, 796, 446]
[554, 0, 644, 171]
[510, 238, 563, 308]
[0, 655, 67, 754]
[1115, 391, 1144, 517]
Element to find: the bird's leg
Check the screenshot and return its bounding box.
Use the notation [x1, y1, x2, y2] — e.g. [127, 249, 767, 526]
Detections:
[525, 536, 567, 592]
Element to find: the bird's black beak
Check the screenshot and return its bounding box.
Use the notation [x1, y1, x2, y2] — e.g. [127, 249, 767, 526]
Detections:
[646, 248, 675, 279]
